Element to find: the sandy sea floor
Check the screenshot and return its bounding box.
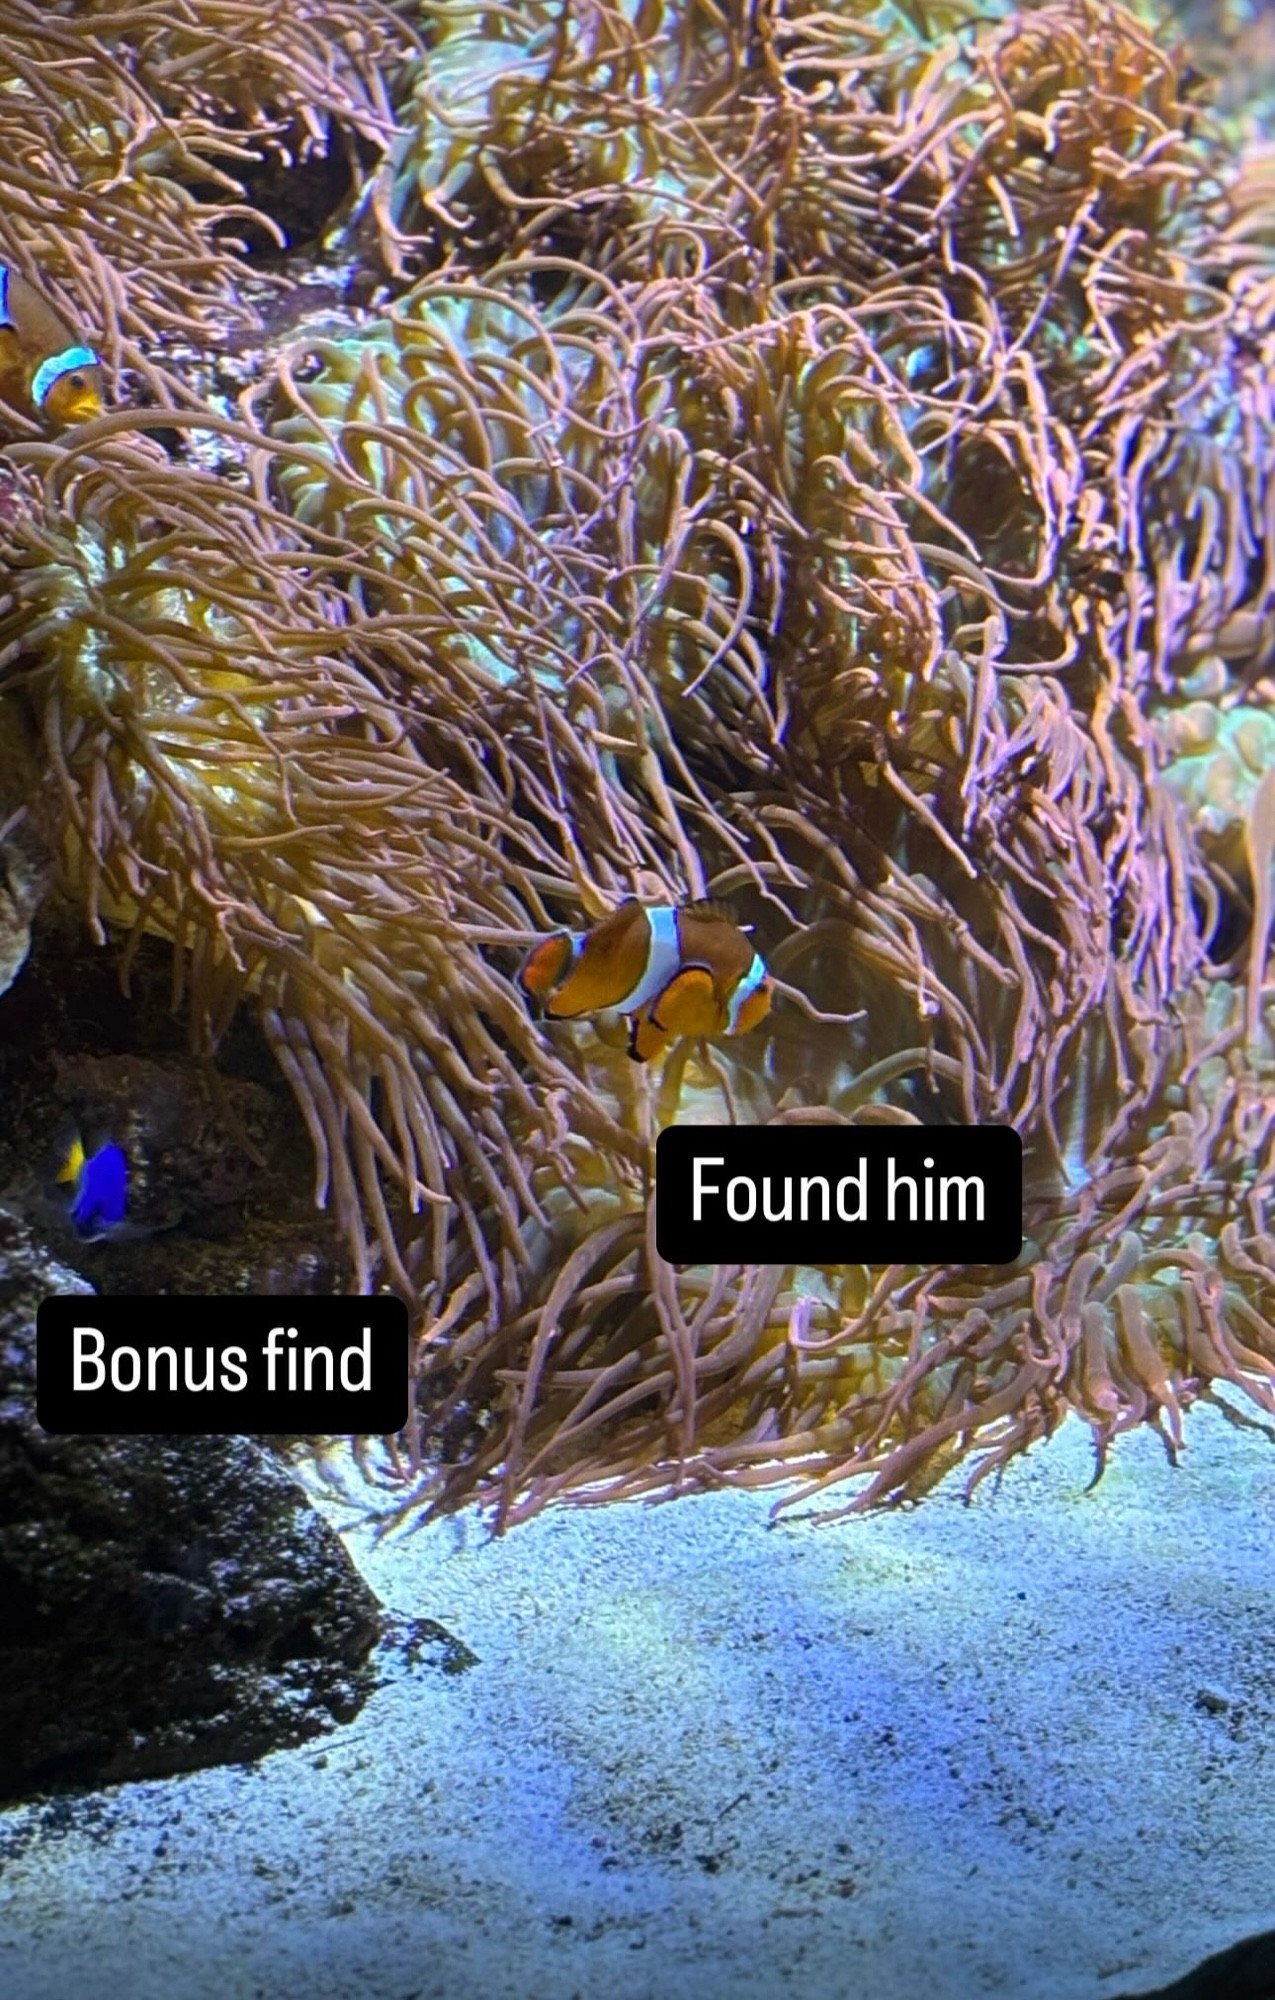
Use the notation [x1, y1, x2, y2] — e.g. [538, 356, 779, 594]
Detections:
[0, 1406, 1272, 2000]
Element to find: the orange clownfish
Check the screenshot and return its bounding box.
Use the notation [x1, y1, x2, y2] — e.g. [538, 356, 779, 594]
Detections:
[520, 898, 773, 1062]
[0, 266, 105, 427]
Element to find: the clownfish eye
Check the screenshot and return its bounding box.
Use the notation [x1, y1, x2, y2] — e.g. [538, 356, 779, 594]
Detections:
[67, 374, 86, 391]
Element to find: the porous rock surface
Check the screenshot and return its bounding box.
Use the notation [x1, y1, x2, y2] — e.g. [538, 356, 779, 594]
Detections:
[1119, 1928, 1275, 1999]
[0, 1206, 381, 1801]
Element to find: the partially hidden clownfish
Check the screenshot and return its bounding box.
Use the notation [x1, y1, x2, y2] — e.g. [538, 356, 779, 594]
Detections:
[520, 898, 773, 1062]
[56, 1135, 129, 1237]
[0, 267, 105, 428]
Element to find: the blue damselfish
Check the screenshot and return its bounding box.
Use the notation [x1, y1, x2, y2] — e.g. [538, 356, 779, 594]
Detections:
[57, 1137, 129, 1235]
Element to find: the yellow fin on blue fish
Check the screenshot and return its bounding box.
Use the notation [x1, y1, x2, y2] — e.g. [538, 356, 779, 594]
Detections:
[56, 1134, 129, 1235]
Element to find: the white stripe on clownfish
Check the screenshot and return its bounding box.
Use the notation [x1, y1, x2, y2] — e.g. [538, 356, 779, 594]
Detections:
[31, 345, 100, 409]
[615, 904, 685, 1013]
[0, 266, 106, 429]
[725, 951, 769, 1033]
[545, 905, 689, 1014]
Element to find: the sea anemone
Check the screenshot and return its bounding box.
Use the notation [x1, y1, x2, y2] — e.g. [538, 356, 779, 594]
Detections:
[0, 0, 1273, 1528]
[0, 0, 409, 421]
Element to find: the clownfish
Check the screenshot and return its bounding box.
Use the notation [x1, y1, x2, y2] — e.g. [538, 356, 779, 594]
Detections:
[0, 267, 104, 428]
[56, 1136, 129, 1237]
[520, 898, 773, 1062]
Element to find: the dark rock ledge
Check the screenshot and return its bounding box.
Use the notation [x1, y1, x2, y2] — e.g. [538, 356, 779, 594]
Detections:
[1116, 1930, 1275, 2000]
[0, 1205, 382, 1803]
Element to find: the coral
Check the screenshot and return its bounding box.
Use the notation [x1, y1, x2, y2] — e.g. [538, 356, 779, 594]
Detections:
[1158, 696, 1275, 867]
[0, 0, 1273, 1529]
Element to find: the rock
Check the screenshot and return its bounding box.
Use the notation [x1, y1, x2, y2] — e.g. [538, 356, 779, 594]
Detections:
[0, 696, 54, 1000]
[1117, 1929, 1275, 1999]
[0, 1205, 382, 1801]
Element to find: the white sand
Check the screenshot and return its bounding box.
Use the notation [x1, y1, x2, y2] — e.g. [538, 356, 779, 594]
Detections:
[1, 1405, 1273, 2000]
